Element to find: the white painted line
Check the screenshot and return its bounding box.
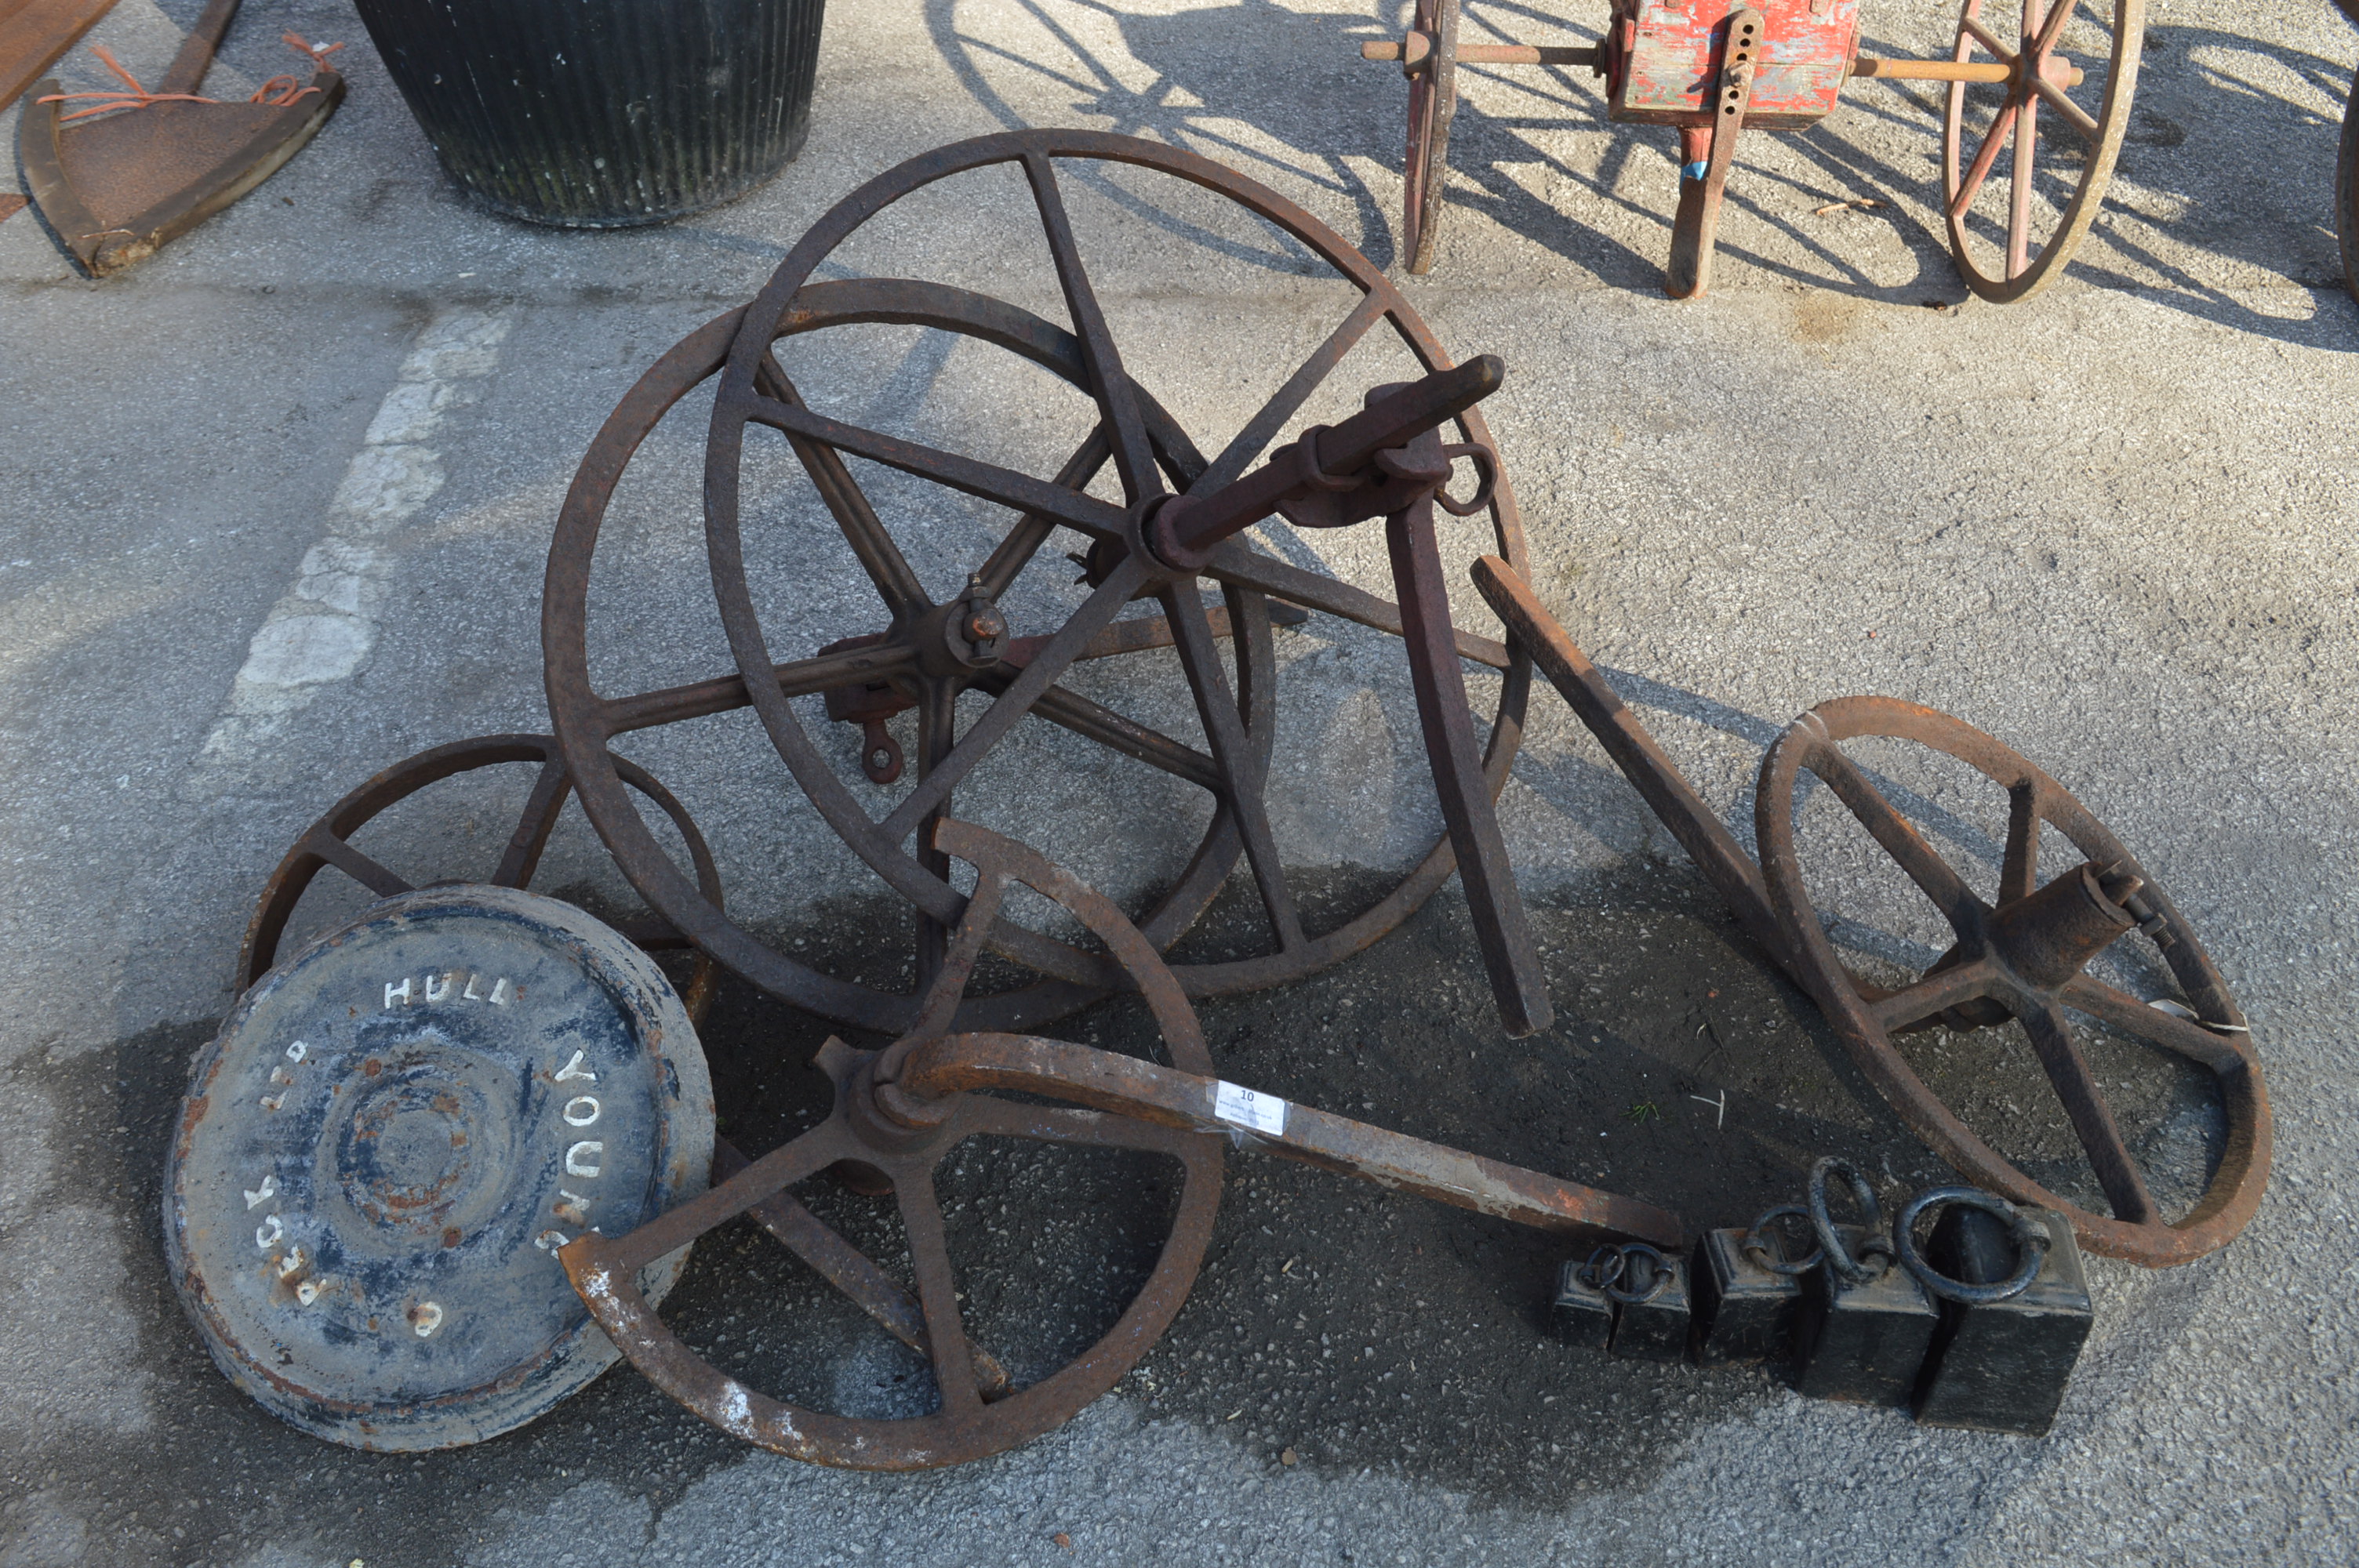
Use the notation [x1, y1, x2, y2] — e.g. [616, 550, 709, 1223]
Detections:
[185, 310, 513, 794]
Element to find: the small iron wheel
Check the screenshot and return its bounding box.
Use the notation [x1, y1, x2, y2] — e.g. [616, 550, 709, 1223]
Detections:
[1942, 0, 2145, 302]
[236, 734, 723, 1022]
[1754, 695, 2270, 1265]
[550, 129, 1536, 1036]
[562, 821, 1223, 1470]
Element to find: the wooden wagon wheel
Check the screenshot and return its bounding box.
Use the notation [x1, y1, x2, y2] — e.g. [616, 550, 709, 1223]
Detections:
[2338, 51, 2359, 308]
[1402, 0, 1463, 273]
[235, 733, 725, 1022]
[1942, 0, 2145, 301]
[1755, 696, 2270, 1265]
[562, 820, 1225, 1471]
[561, 129, 1541, 1036]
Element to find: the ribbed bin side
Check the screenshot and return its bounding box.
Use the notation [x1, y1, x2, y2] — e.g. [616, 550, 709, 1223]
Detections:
[352, 0, 826, 227]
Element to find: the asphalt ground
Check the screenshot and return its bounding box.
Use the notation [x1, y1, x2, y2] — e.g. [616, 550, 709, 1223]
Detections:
[2, 0, 2356, 1563]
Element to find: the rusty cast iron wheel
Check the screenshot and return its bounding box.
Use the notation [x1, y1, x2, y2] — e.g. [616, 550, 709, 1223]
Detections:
[550, 129, 1534, 1035]
[1942, 0, 2143, 303]
[168, 884, 714, 1450]
[1402, 0, 1463, 274]
[1754, 695, 2270, 1265]
[562, 820, 1223, 1470]
[236, 734, 724, 1023]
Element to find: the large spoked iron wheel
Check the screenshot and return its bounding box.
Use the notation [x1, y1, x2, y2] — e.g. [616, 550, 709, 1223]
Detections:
[548, 129, 1535, 1036]
[562, 820, 1223, 1470]
[1756, 696, 2270, 1265]
[1943, 0, 2144, 302]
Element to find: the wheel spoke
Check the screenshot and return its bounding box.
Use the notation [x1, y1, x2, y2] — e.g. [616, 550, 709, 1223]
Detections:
[893, 1172, 985, 1417]
[2021, 1004, 2159, 1224]
[2059, 975, 2251, 1072]
[1161, 578, 1305, 950]
[602, 1120, 852, 1275]
[1206, 545, 1514, 670]
[1192, 289, 1391, 500]
[880, 554, 1156, 845]
[2030, 72, 2099, 142]
[1870, 956, 2006, 1033]
[600, 640, 921, 739]
[1961, 13, 2018, 65]
[2008, 31, 2041, 280]
[712, 1138, 1012, 1397]
[490, 757, 572, 888]
[976, 424, 1110, 600]
[1948, 96, 2020, 218]
[758, 354, 932, 615]
[299, 826, 411, 900]
[1004, 680, 1223, 794]
[1809, 745, 1989, 939]
[2028, 0, 2081, 60]
[747, 395, 1130, 542]
[1024, 151, 1162, 503]
[1998, 782, 2041, 906]
[912, 679, 961, 995]
[911, 866, 1009, 1040]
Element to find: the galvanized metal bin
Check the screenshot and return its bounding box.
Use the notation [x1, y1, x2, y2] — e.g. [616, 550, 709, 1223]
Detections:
[351, 0, 826, 227]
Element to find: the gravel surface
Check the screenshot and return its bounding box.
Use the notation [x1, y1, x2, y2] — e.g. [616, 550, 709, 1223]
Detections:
[2, 0, 2354, 1563]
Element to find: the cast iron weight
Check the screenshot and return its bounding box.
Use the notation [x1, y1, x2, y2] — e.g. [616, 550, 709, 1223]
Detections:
[1901, 1189, 2092, 1436]
[1552, 1258, 1616, 1352]
[1690, 1204, 1820, 1367]
[1584, 1242, 1691, 1362]
[1789, 1158, 1939, 1405]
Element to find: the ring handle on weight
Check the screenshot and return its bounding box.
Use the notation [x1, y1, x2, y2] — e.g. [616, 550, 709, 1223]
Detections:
[1582, 1241, 1674, 1305]
[1604, 1243, 1675, 1305]
[1740, 1203, 1825, 1276]
[1808, 1156, 1895, 1283]
[1896, 1186, 2050, 1305]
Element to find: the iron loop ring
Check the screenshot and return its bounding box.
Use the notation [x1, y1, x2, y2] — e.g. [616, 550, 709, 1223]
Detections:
[1807, 1156, 1890, 1284]
[1601, 1243, 1675, 1305]
[1435, 441, 1499, 517]
[1895, 1186, 2050, 1305]
[1740, 1203, 1824, 1276]
[1577, 1243, 1627, 1294]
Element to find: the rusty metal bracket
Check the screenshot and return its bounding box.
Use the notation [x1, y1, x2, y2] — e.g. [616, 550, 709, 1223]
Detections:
[1665, 7, 1761, 299]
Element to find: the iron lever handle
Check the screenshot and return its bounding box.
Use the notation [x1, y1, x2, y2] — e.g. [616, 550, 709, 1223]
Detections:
[1149, 355, 1505, 570]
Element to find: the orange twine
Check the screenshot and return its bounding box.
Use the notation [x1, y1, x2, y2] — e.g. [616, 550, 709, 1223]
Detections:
[35, 35, 344, 122]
